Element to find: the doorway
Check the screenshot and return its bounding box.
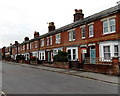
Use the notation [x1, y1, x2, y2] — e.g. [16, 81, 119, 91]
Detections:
[90, 48, 96, 64]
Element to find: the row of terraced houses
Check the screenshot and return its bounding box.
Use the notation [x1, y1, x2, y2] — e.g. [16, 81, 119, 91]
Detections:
[1, 4, 120, 66]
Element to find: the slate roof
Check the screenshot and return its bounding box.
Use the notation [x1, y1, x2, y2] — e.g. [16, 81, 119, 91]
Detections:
[17, 5, 120, 46]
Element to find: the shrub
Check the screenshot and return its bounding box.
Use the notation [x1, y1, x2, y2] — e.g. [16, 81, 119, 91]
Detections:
[16, 54, 25, 61]
[53, 51, 68, 62]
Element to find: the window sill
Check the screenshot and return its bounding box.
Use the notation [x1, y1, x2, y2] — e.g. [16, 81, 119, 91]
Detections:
[82, 37, 86, 39]
[102, 31, 116, 35]
[89, 36, 94, 38]
[69, 39, 75, 42]
[55, 42, 61, 44]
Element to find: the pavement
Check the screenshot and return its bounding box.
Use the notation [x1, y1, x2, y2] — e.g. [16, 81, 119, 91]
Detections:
[2, 61, 120, 85]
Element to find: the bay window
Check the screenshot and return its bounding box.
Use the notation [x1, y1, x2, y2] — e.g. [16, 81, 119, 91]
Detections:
[67, 47, 78, 61]
[103, 46, 111, 60]
[99, 41, 119, 61]
[39, 51, 45, 60]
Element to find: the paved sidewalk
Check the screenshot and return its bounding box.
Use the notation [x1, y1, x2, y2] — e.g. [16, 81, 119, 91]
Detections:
[3, 61, 120, 85]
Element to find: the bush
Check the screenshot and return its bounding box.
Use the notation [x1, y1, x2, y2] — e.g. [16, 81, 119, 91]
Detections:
[16, 54, 25, 61]
[53, 51, 68, 62]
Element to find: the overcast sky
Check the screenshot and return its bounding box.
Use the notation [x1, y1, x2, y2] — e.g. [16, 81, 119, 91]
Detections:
[0, 0, 119, 48]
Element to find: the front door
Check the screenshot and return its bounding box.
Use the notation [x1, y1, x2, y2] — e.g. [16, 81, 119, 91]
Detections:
[90, 49, 96, 64]
[48, 52, 51, 62]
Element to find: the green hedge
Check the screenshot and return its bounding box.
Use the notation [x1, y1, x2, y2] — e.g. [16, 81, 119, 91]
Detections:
[53, 51, 68, 62]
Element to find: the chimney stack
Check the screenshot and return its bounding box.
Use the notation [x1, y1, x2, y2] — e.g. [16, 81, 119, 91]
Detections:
[48, 22, 55, 32]
[34, 31, 39, 38]
[15, 41, 18, 45]
[73, 9, 84, 22]
[24, 37, 29, 41]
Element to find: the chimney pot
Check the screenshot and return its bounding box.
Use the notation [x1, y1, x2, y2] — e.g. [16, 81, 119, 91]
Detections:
[74, 9, 84, 22]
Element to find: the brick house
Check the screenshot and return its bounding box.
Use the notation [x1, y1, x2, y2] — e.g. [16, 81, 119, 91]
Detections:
[3, 4, 120, 65]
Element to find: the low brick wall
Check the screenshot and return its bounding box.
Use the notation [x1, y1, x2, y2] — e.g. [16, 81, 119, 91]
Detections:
[83, 57, 120, 75]
[53, 62, 69, 69]
[84, 64, 113, 74]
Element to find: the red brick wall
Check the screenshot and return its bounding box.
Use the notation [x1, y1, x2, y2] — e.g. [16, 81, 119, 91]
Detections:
[14, 13, 119, 63]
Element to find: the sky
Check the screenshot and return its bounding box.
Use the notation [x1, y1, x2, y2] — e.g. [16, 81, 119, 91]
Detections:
[0, 0, 119, 48]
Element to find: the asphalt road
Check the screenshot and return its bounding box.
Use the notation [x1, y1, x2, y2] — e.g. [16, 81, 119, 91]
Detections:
[2, 62, 119, 94]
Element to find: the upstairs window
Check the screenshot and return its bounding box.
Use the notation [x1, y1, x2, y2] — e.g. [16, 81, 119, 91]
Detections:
[47, 37, 49, 46]
[50, 36, 52, 45]
[89, 25, 94, 37]
[68, 29, 75, 41]
[41, 39, 44, 47]
[30, 43, 32, 49]
[21, 46, 23, 51]
[18, 47, 20, 51]
[27, 44, 29, 50]
[35, 41, 38, 48]
[109, 19, 115, 32]
[31, 42, 34, 49]
[56, 33, 61, 44]
[81, 26, 86, 39]
[103, 18, 116, 34]
[23, 45, 25, 50]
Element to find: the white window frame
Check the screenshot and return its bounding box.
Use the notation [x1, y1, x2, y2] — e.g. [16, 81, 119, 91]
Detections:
[32, 51, 38, 58]
[21, 46, 23, 51]
[103, 46, 111, 60]
[47, 37, 49, 46]
[30, 43, 32, 49]
[41, 39, 44, 47]
[35, 41, 38, 48]
[68, 29, 76, 41]
[114, 45, 119, 57]
[53, 48, 63, 56]
[18, 47, 20, 51]
[55, 33, 61, 44]
[25, 53, 30, 60]
[99, 41, 120, 61]
[80, 25, 86, 39]
[23, 45, 25, 50]
[88, 24, 94, 37]
[50, 36, 52, 45]
[27, 44, 29, 50]
[102, 17, 116, 35]
[39, 51, 45, 60]
[66, 47, 78, 61]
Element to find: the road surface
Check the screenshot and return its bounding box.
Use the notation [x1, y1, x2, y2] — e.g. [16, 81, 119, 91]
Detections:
[2, 62, 119, 94]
